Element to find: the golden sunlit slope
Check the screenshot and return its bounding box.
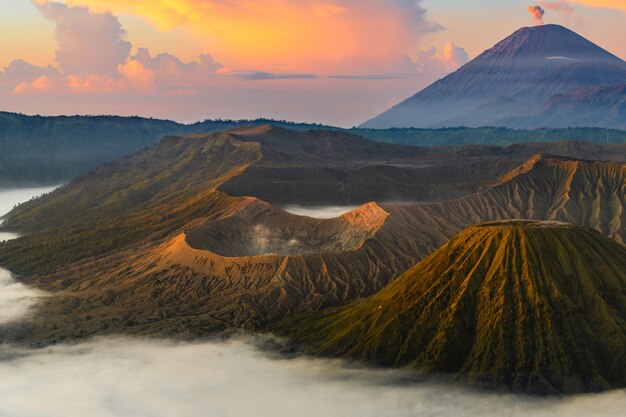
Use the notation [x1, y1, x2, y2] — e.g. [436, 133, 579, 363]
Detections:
[0, 132, 262, 274]
[385, 154, 626, 251]
[1, 129, 625, 344]
[276, 221, 626, 394]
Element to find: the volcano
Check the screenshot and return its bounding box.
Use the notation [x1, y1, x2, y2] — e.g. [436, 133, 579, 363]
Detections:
[276, 221, 626, 394]
[362, 24, 626, 129]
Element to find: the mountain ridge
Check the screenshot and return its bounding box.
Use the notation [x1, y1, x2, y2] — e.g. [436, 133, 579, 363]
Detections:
[3, 111, 626, 188]
[0, 137, 624, 344]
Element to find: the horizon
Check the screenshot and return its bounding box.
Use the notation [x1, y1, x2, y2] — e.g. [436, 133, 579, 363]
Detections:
[1, 1, 625, 127]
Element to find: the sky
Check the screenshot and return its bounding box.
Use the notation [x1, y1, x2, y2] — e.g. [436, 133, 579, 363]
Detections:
[0, 0, 624, 127]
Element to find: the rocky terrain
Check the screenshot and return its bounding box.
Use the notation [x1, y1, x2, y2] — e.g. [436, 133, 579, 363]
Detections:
[276, 221, 626, 394]
[0, 127, 624, 347]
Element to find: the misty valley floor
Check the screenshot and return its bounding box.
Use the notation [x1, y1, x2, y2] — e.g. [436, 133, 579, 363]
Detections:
[1, 186, 625, 414]
[0, 334, 625, 417]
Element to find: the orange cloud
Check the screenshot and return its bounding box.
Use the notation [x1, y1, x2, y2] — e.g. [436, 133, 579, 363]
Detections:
[13, 61, 155, 95]
[415, 43, 469, 74]
[538, 1, 575, 19]
[569, 0, 626, 11]
[36, 1, 438, 74]
[13, 76, 58, 94]
[33, 1, 131, 75]
[118, 60, 155, 93]
[65, 75, 126, 94]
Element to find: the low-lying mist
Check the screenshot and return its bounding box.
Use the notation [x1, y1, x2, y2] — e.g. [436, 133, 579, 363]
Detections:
[0, 186, 59, 219]
[0, 269, 46, 325]
[0, 190, 624, 417]
[0, 337, 623, 417]
[0, 231, 19, 242]
[282, 205, 360, 219]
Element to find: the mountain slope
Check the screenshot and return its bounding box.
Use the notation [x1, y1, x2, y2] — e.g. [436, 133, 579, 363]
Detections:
[397, 154, 626, 245]
[362, 25, 626, 129]
[276, 221, 626, 394]
[1, 129, 625, 344]
[506, 84, 626, 130]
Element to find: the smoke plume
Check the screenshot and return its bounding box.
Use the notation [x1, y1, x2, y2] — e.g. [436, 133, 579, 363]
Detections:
[539, 1, 575, 20]
[528, 5, 546, 25]
[282, 205, 359, 219]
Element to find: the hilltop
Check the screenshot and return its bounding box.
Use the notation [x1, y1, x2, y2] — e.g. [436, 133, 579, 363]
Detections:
[276, 221, 626, 394]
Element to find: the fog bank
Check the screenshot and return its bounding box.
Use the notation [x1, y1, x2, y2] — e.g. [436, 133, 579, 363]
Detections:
[0, 269, 46, 325]
[282, 205, 359, 219]
[0, 186, 60, 242]
[0, 337, 623, 417]
[0, 186, 59, 219]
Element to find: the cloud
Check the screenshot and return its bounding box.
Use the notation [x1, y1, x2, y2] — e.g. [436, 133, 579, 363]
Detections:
[414, 43, 470, 74]
[312, 3, 348, 18]
[117, 60, 156, 93]
[0, 269, 47, 325]
[226, 70, 317, 81]
[0, 187, 60, 220]
[3, 1, 448, 125]
[539, 1, 576, 19]
[329, 74, 417, 80]
[13, 76, 61, 95]
[35, 1, 440, 74]
[0, 60, 59, 92]
[32, 0, 131, 76]
[0, 337, 624, 417]
[12, 61, 156, 96]
[132, 48, 223, 75]
[10, 3, 228, 96]
[569, 0, 626, 11]
[282, 205, 359, 218]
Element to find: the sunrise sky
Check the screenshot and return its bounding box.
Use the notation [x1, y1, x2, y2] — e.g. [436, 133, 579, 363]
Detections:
[1, 0, 625, 126]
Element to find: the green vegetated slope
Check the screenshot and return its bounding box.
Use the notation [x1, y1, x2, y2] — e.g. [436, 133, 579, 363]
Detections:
[276, 221, 626, 394]
[2, 111, 626, 187]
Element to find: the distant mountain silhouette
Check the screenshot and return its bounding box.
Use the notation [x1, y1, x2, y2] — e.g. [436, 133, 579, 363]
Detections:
[362, 25, 626, 129]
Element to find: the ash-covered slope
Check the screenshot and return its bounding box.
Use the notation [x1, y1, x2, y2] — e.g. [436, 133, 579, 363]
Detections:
[276, 221, 626, 394]
[397, 154, 626, 246]
[4, 155, 624, 344]
[1, 128, 625, 344]
[506, 84, 626, 129]
[363, 24, 626, 129]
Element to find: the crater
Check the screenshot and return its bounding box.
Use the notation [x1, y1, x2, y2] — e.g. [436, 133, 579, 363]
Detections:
[185, 199, 388, 257]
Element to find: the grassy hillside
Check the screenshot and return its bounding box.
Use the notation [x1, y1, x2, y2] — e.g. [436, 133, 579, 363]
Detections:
[1, 111, 625, 187]
[276, 221, 626, 394]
